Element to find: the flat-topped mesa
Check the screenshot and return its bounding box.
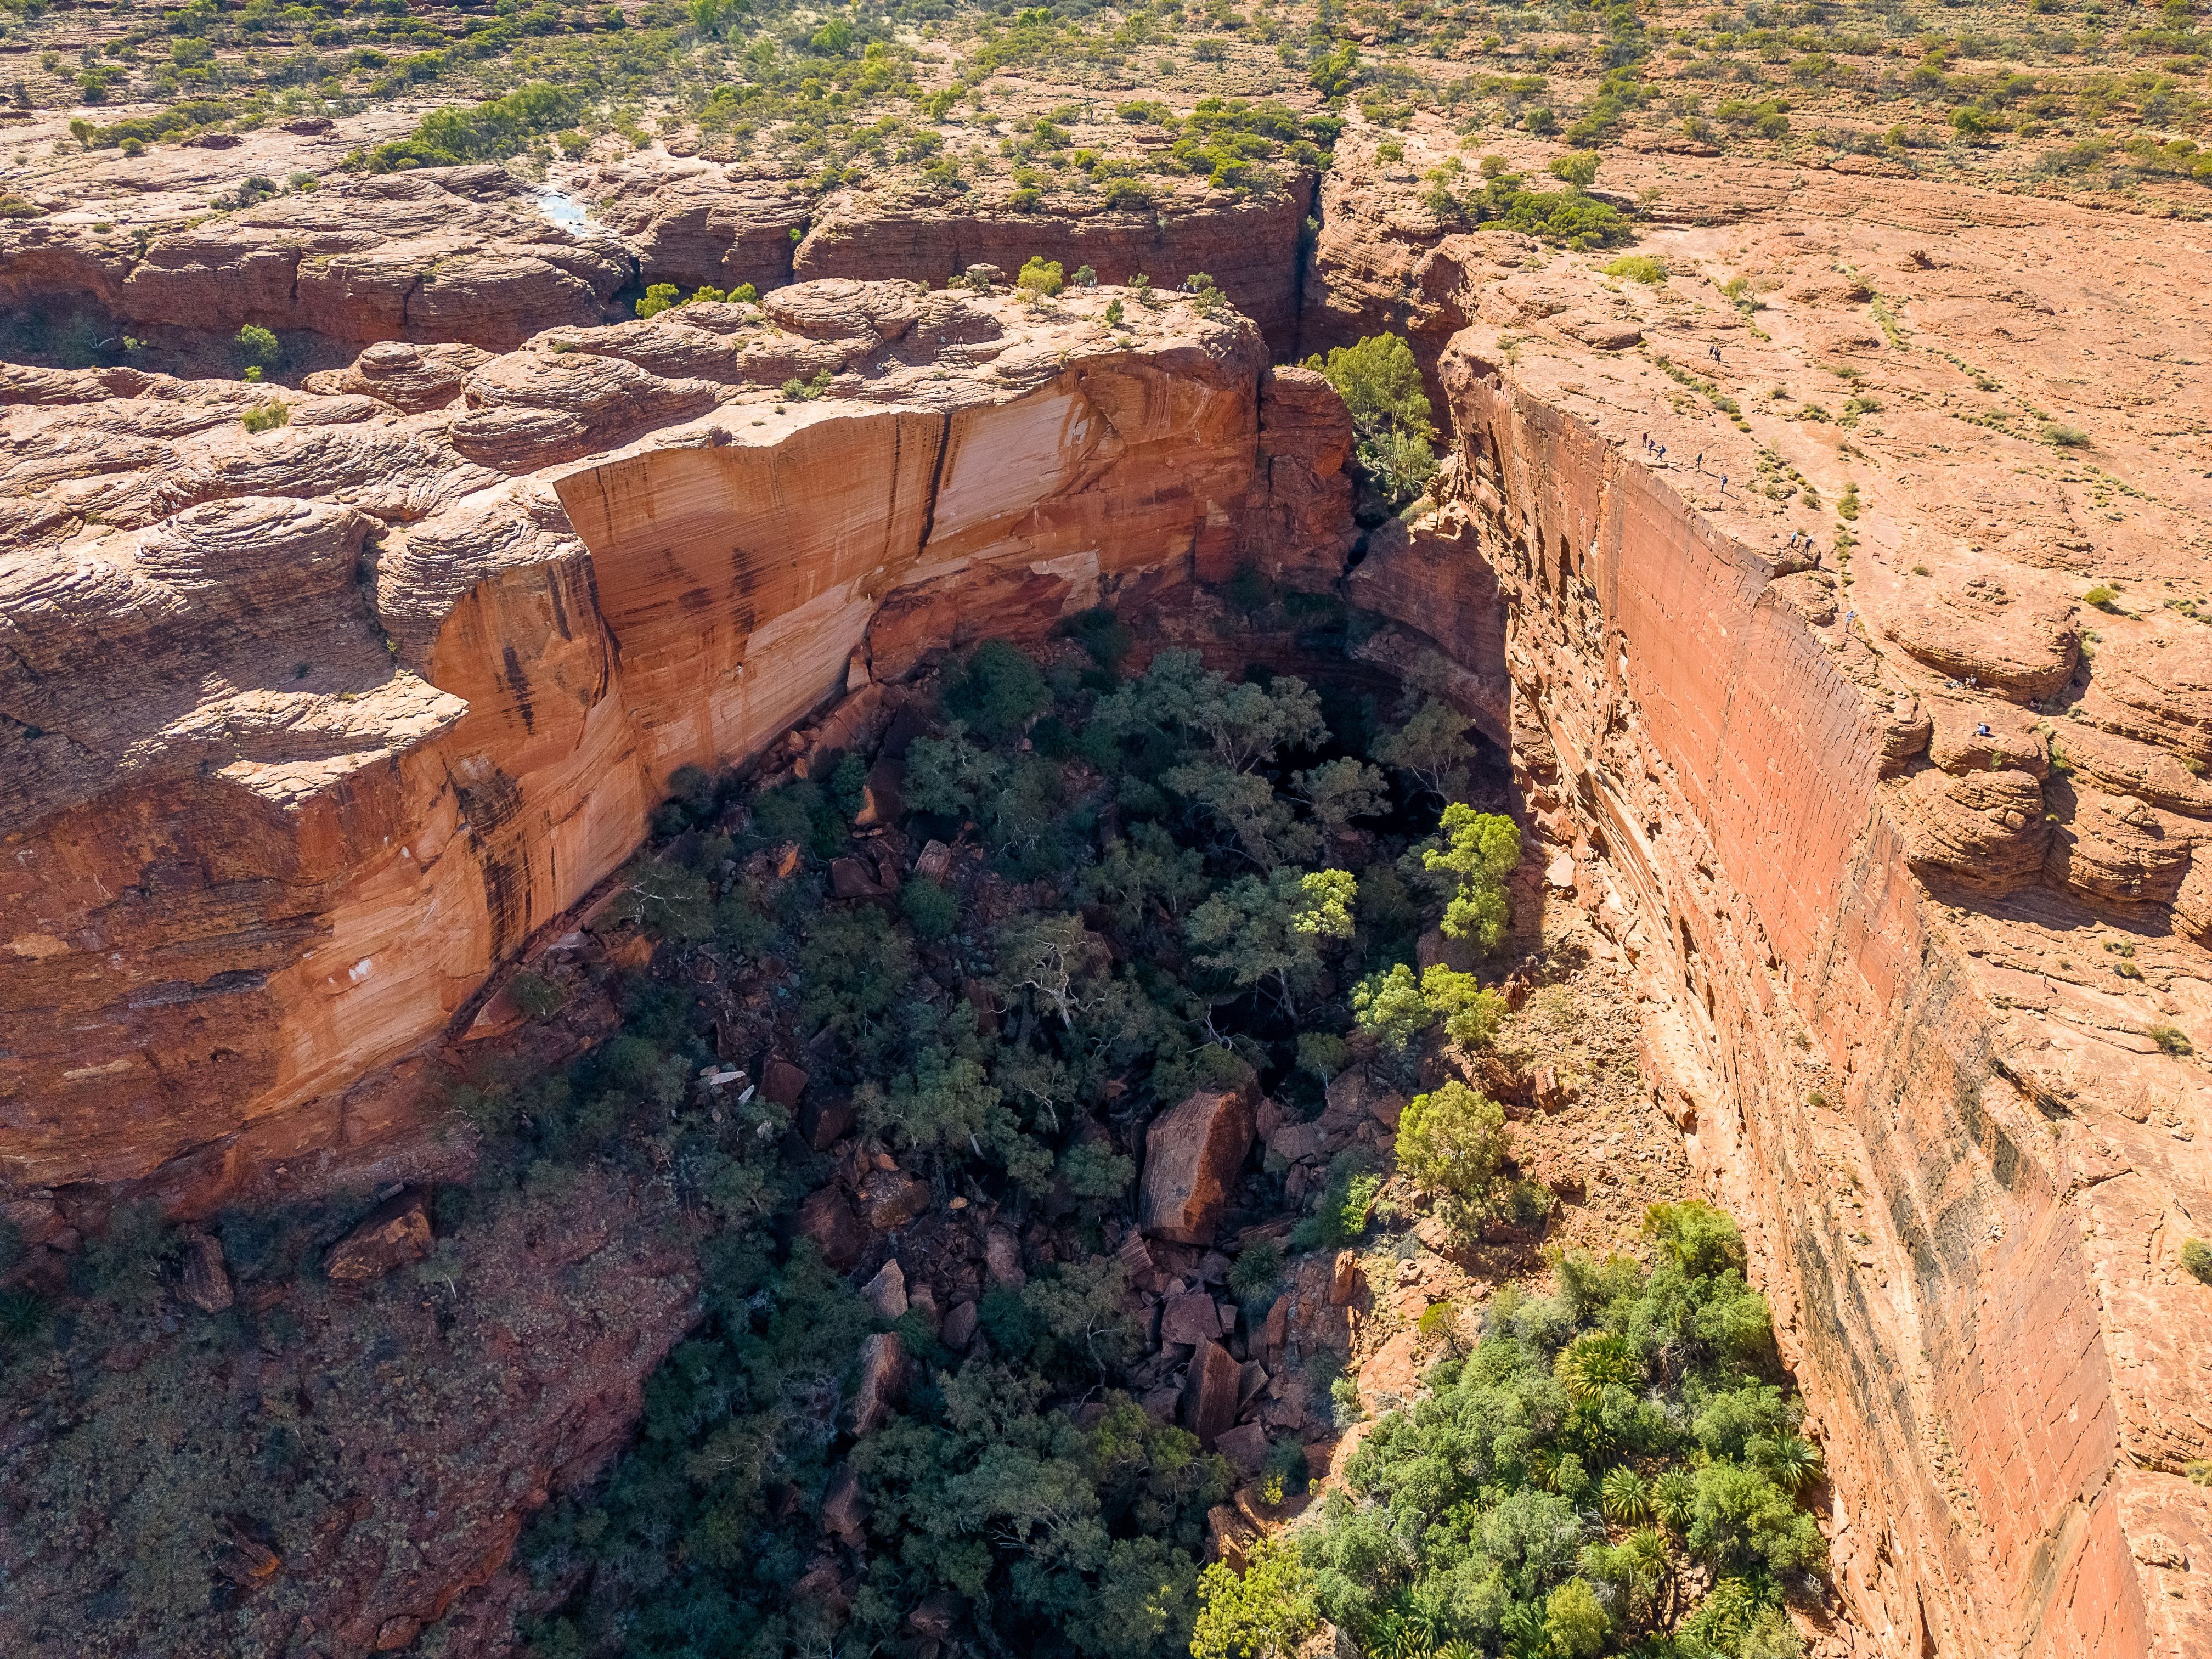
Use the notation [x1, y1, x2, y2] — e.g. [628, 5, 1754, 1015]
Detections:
[0, 280, 1353, 1194]
[1331, 192, 2212, 1659]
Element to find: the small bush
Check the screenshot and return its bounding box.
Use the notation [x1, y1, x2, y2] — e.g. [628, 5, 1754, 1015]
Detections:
[1603, 253, 1667, 284]
[2083, 585, 2119, 611]
[2180, 1237, 2212, 1284]
[2148, 1022, 2194, 1056]
[2042, 422, 2090, 448]
[899, 876, 960, 940]
[240, 401, 290, 434]
[1015, 256, 1065, 297]
[1227, 1240, 1284, 1307]
[506, 970, 568, 1020]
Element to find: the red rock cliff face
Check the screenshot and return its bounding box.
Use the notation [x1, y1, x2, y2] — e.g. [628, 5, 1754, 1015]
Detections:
[0, 285, 1344, 1198]
[1370, 331, 2211, 1658]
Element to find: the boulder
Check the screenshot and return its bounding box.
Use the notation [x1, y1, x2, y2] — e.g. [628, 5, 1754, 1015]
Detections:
[849, 1331, 907, 1436]
[820, 1465, 866, 1544]
[763, 1057, 811, 1108]
[1183, 1339, 1243, 1445]
[323, 1193, 431, 1285]
[830, 857, 891, 900]
[1161, 1291, 1228, 1347]
[800, 1090, 855, 1150]
[1329, 1249, 1361, 1307]
[940, 1299, 979, 1351]
[798, 1187, 866, 1271]
[178, 1229, 233, 1313]
[1215, 1422, 1270, 1477]
[1138, 1088, 1257, 1246]
[861, 1257, 908, 1320]
[984, 1224, 1026, 1288]
[858, 1169, 930, 1232]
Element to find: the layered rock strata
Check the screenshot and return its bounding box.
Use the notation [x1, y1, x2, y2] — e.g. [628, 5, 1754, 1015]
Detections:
[1335, 189, 2212, 1657]
[0, 166, 634, 351]
[0, 153, 1314, 357]
[0, 281, 1349, 1194]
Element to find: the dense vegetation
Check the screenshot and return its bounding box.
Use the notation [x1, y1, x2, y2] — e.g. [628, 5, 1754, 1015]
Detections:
[511, 608, 1526, 1657]
[1195, 1203, 1826, 1659]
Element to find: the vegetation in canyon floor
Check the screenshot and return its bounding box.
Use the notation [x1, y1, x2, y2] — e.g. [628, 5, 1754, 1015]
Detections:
[486, 605, 1821, 1657]
[0, 587, 1823, 1658]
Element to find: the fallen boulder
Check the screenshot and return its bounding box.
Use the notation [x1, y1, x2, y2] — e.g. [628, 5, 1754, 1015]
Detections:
[1138, 1087, 1256, 1246]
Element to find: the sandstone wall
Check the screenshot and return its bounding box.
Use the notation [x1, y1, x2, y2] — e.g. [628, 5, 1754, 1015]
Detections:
[793, 183, 1316, 356]
[0, 289, 1334, 1198]
[1351, 332, 2212, 1657]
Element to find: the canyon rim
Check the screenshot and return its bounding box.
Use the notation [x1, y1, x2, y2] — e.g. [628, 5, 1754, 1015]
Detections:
[2, 7, 2211, 1657]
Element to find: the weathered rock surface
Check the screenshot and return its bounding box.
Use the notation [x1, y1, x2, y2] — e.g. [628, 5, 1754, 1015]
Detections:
[1137, 1087, 1257, 1247]
[0, 283, 1345, 1194]
[323, 1192, 432, 1284]
[0, 166, 631, 351]
[1331, 165, 2212, 1658]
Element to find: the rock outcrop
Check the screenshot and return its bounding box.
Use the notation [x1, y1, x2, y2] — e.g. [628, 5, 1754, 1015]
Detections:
[0, 166, 631, 351]
[1321, 172, 2212, 1658]
[0, 281, 1346, 1195]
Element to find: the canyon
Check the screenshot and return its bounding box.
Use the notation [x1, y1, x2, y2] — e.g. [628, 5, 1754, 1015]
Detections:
[4, 121, 2211, 1658]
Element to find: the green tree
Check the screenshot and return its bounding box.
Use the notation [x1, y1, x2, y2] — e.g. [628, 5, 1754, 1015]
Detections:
[1416, 804, 1520, 951]
[1306, 334, 1438, 511]
[1373, 698, 1472, 803]
[1393, 1080, 1509, 1204]
[945, 639, 1051, 741]
[1082, 825, 1209, 933]
[1187, 868, 1356, 1018]
[234, 323, 281, 374]
[1542, 1578, 1609, 1657]
[1192, 1536, 1318, 1659]
[1292, 757, 1387, 835]
[1352, 963, 1505, 1053]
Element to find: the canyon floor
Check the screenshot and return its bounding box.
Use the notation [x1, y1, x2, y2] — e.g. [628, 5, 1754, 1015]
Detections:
[4, 1, 2212, 1655]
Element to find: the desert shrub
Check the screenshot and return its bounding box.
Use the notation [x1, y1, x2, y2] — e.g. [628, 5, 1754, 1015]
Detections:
[240, 400, 290, 433]
[1604, 252, 1667, 283]
[1017, 256, 1066, 296]
[943, 637, 1051, 741]
[234, 323, 282, 371]
[506, 970, 568, 1020]
[2182, 1237, 2212, 1284]
[2042, 422, 2090, 447]
[899, 876, 960, 940]
[356, 81, 582, 171]
[1294, 1152, 1384, 1251]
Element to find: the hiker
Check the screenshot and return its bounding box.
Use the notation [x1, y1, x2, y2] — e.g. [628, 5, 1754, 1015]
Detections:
[1974, 723, 1993, 738]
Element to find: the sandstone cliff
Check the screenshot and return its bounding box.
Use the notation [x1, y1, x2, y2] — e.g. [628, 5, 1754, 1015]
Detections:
[1329, 181, 2212, 1656]
[0, 281, 1346, 1195]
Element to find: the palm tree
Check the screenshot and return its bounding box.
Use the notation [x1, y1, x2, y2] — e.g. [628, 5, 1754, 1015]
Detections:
[1622, 1525, 1679, 1629]
[1600, 1464, 1653, 1525]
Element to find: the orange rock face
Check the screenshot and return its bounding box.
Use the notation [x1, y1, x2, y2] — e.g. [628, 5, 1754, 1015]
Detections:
[0, 283, 1342, 1196]
[1137, 1086, 1257, 1246]
[1322, 172, 2212, 1657]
